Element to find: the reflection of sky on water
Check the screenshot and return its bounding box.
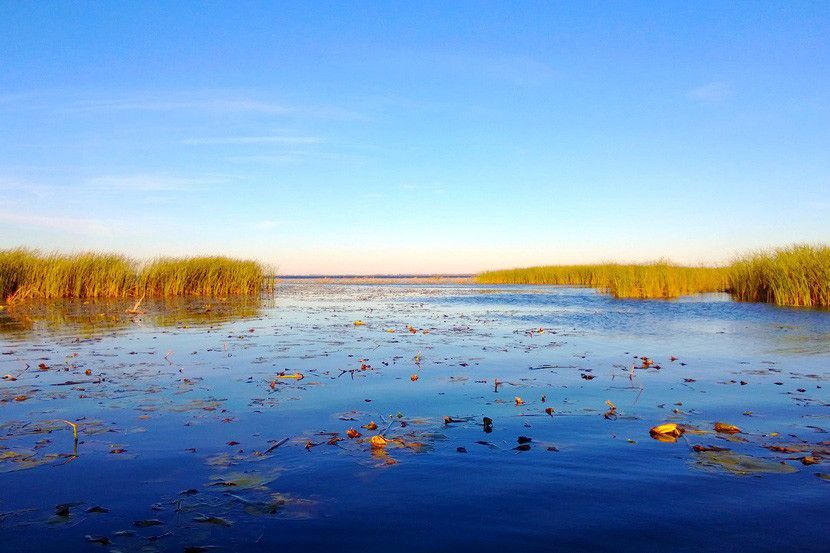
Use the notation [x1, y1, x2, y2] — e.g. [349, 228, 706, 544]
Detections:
[0, 283, 828, 552]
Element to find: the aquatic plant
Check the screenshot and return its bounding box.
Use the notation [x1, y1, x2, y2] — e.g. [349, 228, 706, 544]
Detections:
[728, 244, 830, 308]
[0, 248, 272, 302]
[477, 244, 830, 306]
[138, 256, 268, 297]
[0, 249, 134, 301]
[476, 262, 728, 299]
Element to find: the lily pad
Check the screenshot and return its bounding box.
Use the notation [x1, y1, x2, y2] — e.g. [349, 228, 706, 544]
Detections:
[694, 451, 798, 476]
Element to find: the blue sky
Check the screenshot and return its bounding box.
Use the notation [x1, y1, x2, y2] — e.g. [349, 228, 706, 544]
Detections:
[1, 2, 828, 274]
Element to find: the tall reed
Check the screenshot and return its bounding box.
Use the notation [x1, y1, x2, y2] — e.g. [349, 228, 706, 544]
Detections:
[0, 248, 271, 302]
[729, 244, 830, 307]
[478, 244, 830, 306]
[138, 256, 267, 297]
[477, 262, 728, 299]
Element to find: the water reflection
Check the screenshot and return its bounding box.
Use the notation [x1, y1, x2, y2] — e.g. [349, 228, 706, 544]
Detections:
[0, 295, 270, 339]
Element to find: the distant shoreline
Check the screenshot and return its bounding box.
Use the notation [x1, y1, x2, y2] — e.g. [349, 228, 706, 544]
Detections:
[275, 274, 474, 279]
[275, 275, 474, 284]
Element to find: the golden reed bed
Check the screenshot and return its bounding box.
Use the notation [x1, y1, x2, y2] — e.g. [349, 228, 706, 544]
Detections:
[2, 244, 827, 307]
[0, 249, 271, 302]
[477, 244, 829, 307]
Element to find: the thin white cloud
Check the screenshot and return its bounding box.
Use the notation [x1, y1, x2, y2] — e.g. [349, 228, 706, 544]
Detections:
[182, 136, 321, 145]
[0, 90, 365, 120]
[688, 82, 733, 102]
[67, 92, 365, 120]
[0, 210, 119, 236]
[228, 151, 363, 165]
[255, 220, 283, 230]
[84, 174, 215, 192]
[228, 154, 306, 164]
[422, 52, 556, 85]
[71, 97, 294, 115]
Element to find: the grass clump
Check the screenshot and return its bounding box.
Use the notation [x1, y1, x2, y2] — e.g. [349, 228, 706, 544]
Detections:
[729, 244, 830, 308]
[0, 249, 134, 301]
[477, 262, 728, 299]
[139, 257, 267, 297]
[478, 243, 830, 306]
[0, 248, 271, 302]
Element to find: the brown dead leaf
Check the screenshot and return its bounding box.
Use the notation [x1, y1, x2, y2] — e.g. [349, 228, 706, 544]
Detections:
[714, 422, 741, 434]
[649, 423, 684, 441]
[370, 435, 388, 448]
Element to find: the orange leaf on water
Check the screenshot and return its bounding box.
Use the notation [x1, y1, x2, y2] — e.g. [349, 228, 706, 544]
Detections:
[714, 422, 741, 434]
[649, 423, 684, 441]
[370, 435, 388, 448]
[275, 372, 304, 380]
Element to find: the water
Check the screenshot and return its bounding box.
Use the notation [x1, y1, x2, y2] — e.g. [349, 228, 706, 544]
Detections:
[1, 283, 828, 552]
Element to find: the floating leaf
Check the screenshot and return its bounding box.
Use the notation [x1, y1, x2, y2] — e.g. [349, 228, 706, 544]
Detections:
[766, 445, 806, 453]
[714, 422, 741, 434]
[133, 519, 164, 527]
[649, 423, 684, 441]
[693, 445, 730, 452]
[694, 451, 798, 476]
[275, 372, 304, 380]
[193, 514, 233, 526]
[370, 435, 388, 448]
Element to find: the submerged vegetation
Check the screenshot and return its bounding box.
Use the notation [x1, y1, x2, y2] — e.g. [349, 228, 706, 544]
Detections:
[477, 244, 830, 307]
[0, 248, 271, 302]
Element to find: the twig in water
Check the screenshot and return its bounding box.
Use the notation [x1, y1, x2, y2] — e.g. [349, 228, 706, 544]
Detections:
[126, 292, 146, 315]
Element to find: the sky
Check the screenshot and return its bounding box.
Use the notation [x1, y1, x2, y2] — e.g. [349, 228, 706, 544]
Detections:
[1, 2, 828, 274]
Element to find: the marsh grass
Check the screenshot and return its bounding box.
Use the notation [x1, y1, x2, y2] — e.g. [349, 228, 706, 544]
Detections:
[477, 262, 728, 299]
[729, 244, 830, 308]
[478, 244, 830, 306]
[139, 257, 267, 297]
[0, 248, 271, 302]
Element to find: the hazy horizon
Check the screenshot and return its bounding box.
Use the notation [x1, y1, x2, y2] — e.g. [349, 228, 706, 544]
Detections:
[2, 3, 828, 273]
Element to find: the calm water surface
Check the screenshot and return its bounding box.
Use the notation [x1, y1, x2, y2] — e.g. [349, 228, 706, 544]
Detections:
[1, 283, 828, 552]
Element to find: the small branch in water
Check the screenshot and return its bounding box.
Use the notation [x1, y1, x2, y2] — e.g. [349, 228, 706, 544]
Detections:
[126, 292, 146, 315]
[263, 437, 289, 455]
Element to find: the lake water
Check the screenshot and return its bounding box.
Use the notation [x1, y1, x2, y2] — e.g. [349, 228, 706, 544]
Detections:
[1, 283, 828, 552]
